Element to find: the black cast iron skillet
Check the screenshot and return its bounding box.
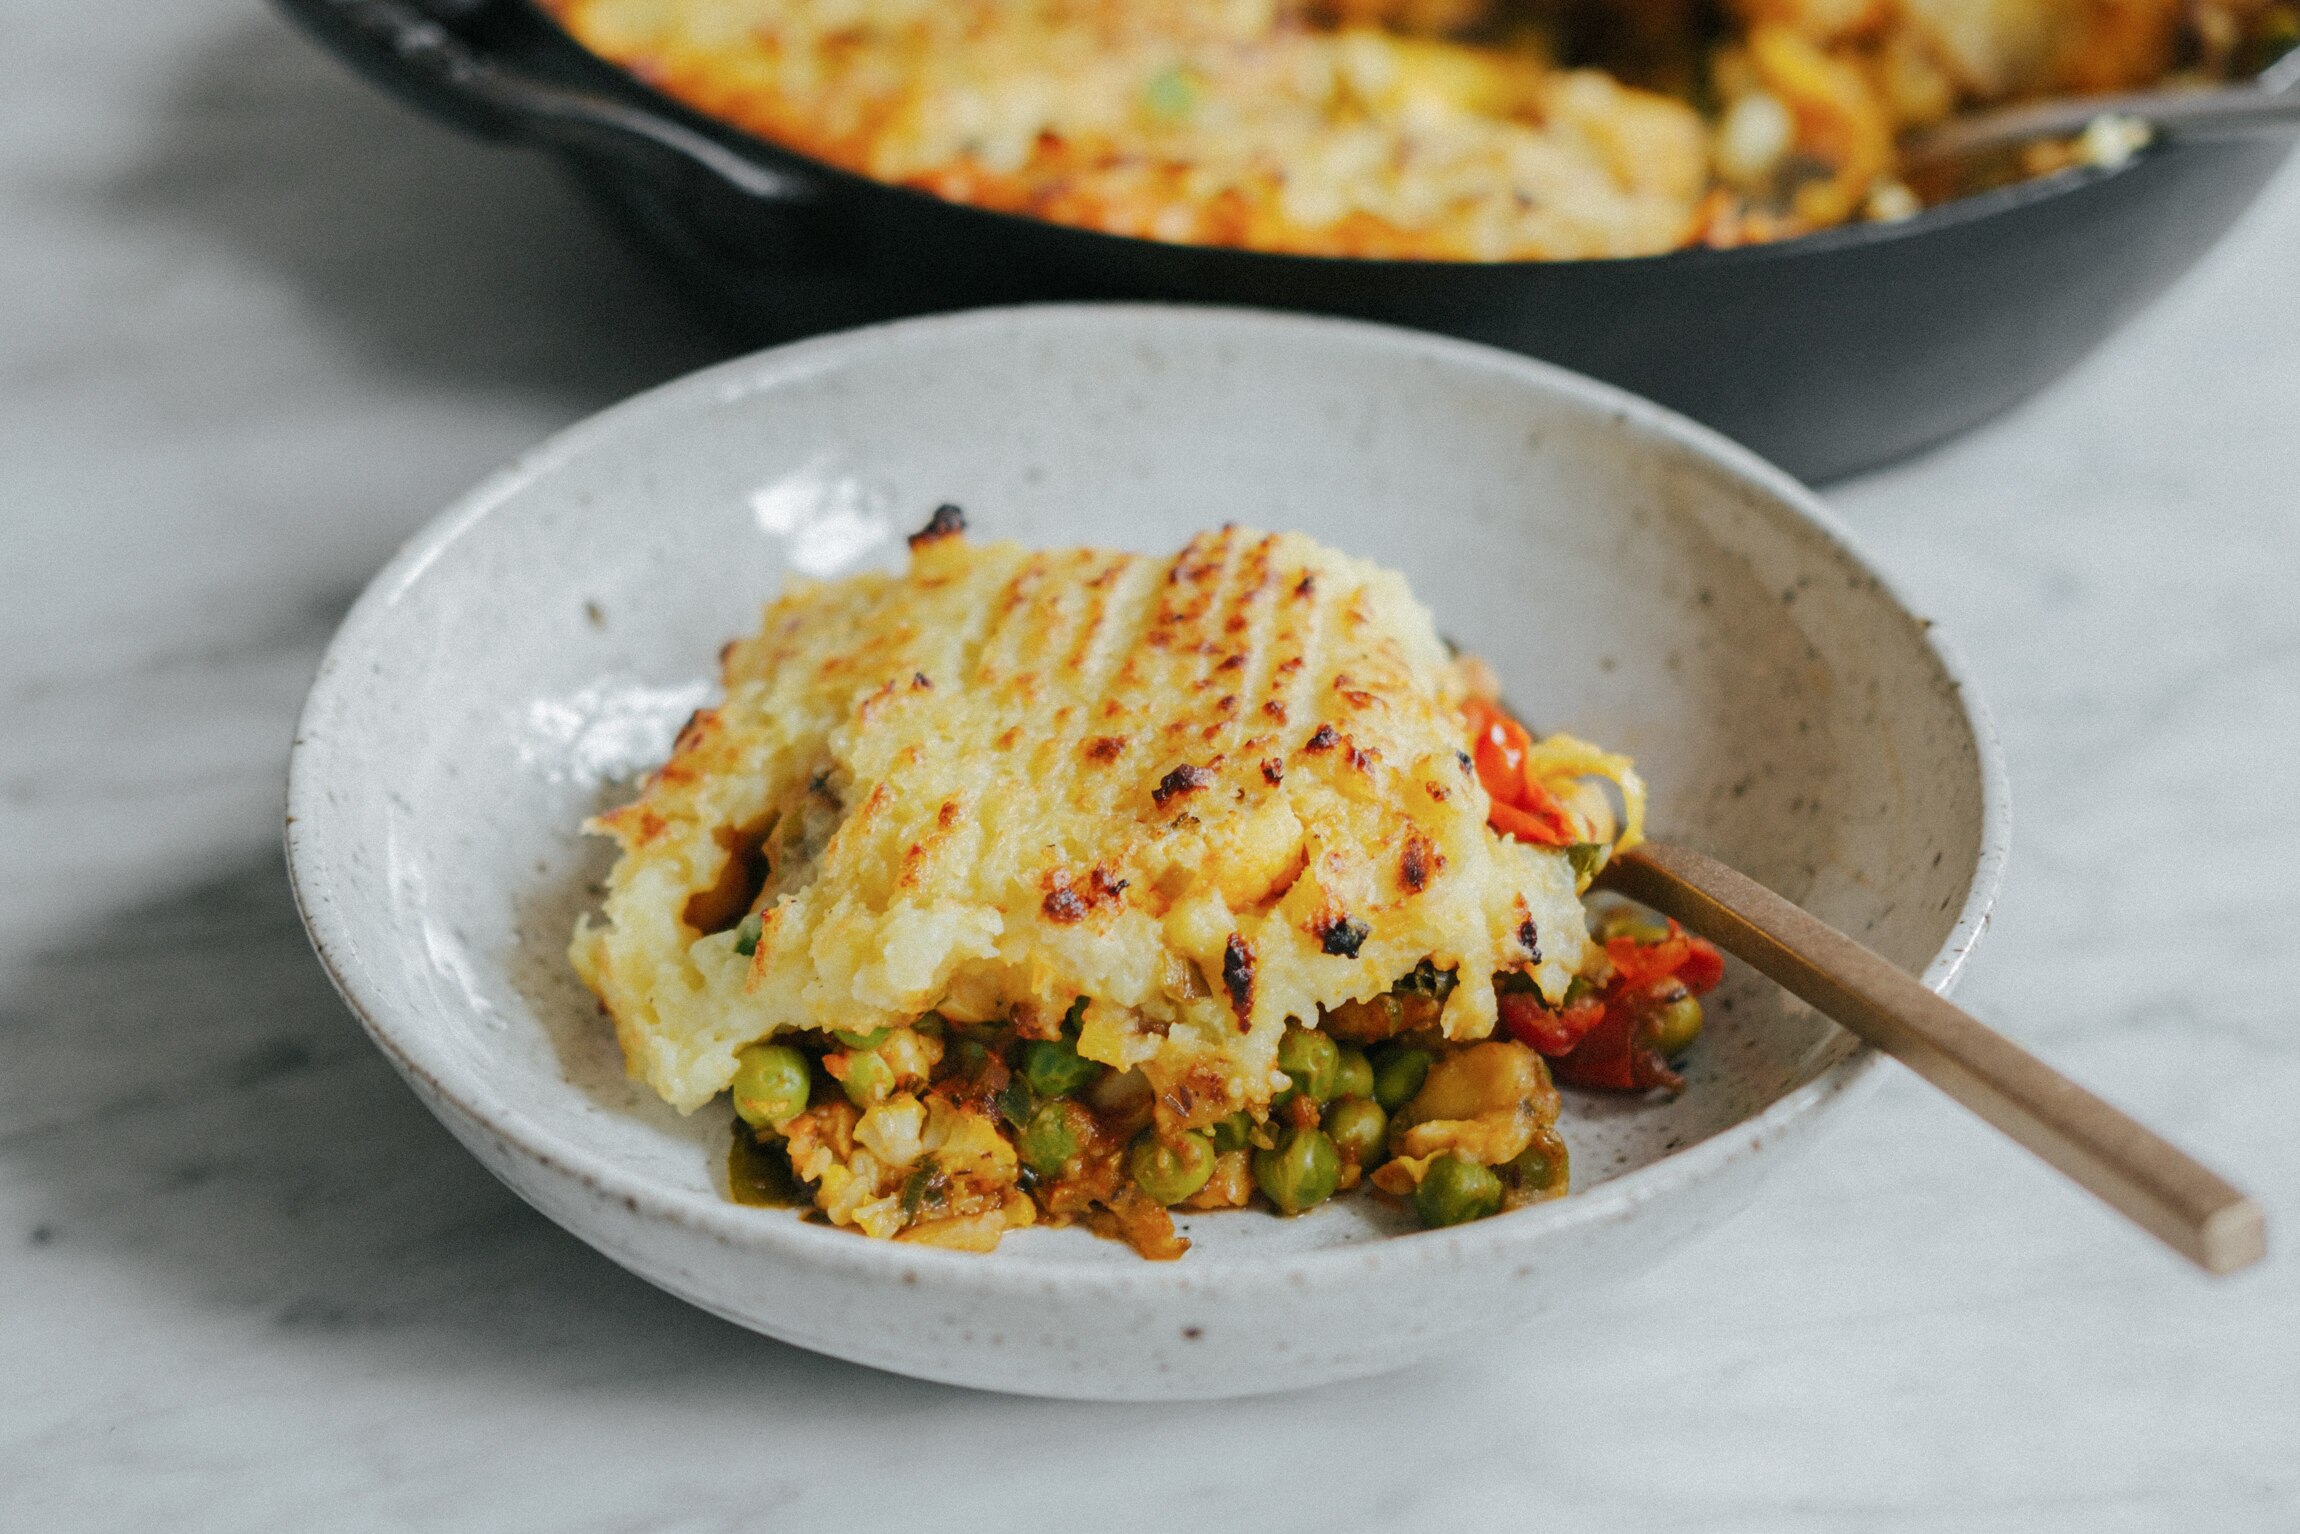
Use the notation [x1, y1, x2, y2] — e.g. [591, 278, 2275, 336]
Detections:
[276, 0, 2296, 481]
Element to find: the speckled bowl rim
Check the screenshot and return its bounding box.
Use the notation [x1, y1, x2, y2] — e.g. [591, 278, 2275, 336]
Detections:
[286, 302, 2009, 1302]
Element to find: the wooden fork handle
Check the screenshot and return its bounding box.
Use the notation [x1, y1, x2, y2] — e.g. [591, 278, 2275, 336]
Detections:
[1597, 840, 2265, 1274]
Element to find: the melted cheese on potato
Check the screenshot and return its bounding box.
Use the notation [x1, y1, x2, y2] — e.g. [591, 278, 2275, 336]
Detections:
[573, 523, 1588, 1112]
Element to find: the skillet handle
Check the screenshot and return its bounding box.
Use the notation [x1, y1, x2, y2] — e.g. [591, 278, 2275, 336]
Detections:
[272, 0, 813, 202]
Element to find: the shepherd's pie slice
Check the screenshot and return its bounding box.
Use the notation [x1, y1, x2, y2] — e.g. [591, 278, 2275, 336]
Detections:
[574, 518, 1592, 1117]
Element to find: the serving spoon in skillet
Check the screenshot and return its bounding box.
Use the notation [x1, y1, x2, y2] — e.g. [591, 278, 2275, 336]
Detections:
[1590, 838, 2264, 1275]
[1903, 44, 2300, 169]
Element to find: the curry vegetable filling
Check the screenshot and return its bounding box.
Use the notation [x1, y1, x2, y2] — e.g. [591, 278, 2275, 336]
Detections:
[572, 513, 1722, 1256]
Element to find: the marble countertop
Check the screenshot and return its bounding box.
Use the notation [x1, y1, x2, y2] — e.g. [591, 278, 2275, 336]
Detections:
[5, 3, 2295, 1527]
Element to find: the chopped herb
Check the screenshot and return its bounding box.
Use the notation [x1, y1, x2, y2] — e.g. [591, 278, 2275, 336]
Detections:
[1144, 63, 1199, 121]
[995, 1075, 1036, 1130]
[1566, 842, 1610, 882]
[950, 1038, 990, 1079]
[900, 1159, 945, 1218]
[1394, 959, 1458, 1001]
[732, 913, 763, 957]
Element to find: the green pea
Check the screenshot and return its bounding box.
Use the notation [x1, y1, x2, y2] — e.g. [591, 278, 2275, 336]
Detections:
[1021, 1038, 1102, 1099]
[729, 1043, 811, 1129]
[1370, 1045, 1433, 1112]
[1324, 1097, 1388, 1168]
[1209, 1111, 1255, 1154]
[1253, 1126, 1340, 1216]
[1591, 904, 1670, 946]
[1018, 1101, 1087, 1177]
[731, 913, 763, 958]
[1275, 1026, 1340, 1104]
[1565, 842, 1609, 883]
[1646, 985, 1704, 1058]
[838, 1050, 895, 1107]
[1332, 1044, 1374, 1102]
[833, 1025, 891, 1049]
[1510, 1134, 1569, 1196]
[1415, 1153, 1504, 1228]
[1143, 63, 1199, 121]
[1129, 1130, 1216, 1205]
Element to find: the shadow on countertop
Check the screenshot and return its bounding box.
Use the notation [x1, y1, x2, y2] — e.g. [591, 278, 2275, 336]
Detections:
[101, 11, 730, 410]
[0, 849, 948, 1407]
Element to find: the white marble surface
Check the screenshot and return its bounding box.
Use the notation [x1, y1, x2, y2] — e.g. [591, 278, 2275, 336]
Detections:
[2, 2, 2294, 1526]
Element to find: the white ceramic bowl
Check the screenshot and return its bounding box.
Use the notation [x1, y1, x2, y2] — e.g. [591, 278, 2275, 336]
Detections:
[286, 305, 2006, 1400]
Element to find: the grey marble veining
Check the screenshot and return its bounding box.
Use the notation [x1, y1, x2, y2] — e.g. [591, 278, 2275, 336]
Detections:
[3, 2, 2294, 1527]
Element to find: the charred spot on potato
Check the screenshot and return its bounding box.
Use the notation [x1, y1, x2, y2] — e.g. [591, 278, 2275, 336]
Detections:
[1042, 864, 1129, 924]
[1221, 934, 1255, 1026]
[1400, 832, 1438, 892]
[908, 503, 966, 547]
[1314, 914, 1371, 958]
[1304, 723, 1339, 752]
[1152, 762, 1217, 807]
[672, 707, 713, 755]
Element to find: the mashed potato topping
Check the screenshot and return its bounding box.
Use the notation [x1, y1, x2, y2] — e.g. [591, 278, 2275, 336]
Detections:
[544, 0, 1713, 259]
[577, 516, 1586, 1106]
[573, 513, 1721, 1255]
[543, 0, 2292, 260]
